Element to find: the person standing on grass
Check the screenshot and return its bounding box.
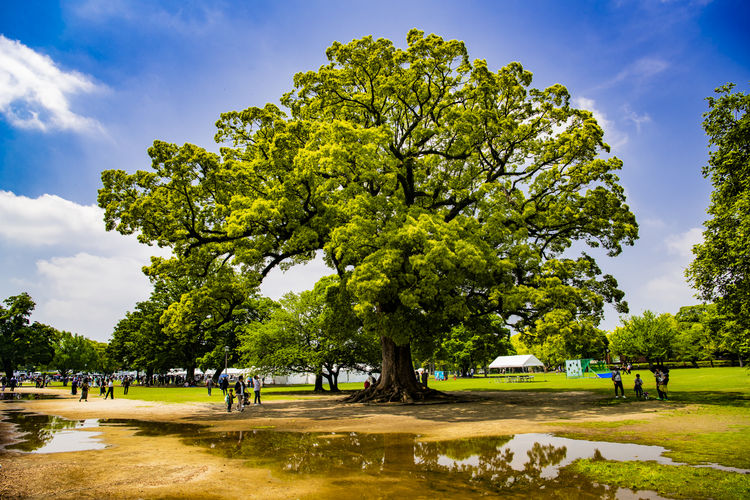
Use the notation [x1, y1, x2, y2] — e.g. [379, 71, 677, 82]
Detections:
[653, 369, 665, 400]
[220, 376, 228, 396]
[206, 376, 213, 396]
[104, 378, 114, 400]
[634, 373, 643, 398]
[122, 376, 130, 395]
[234, 376, 245, 412]
[659, 369, 669, 400]
[612, 367, 625, 398]
[79, 378, 89, 402]
[253, 375, 262, 405]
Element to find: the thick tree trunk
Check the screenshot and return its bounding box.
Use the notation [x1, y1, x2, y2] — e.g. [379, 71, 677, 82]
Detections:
[186, 365, 196, 385]
[313, 372, 326, 392]
[345, 336, 448, 403]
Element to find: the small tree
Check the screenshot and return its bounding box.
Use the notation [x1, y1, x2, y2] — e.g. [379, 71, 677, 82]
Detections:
[50, 331, 99, 377]
[241, 276, 379, 391]
[609, 311, 677, 367]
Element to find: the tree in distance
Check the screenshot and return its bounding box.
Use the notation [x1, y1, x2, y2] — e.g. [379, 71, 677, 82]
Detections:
[687, 83, 750, 365]
[0, 293, 57, 379]
[49, 330, 99, 378]
[241, 275, 379, 392]
[99, 30, 637, 402]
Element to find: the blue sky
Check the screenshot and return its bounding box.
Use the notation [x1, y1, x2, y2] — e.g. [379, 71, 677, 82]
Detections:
[1, 0, 748, 342]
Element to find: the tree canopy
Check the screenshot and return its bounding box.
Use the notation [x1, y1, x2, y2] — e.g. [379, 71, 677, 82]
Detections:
[99, 30, 637, 402]
[687, 83, 750, 363]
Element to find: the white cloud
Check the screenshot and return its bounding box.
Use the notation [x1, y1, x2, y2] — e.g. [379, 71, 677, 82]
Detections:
[33, 253, 153, 340]
[69, 1, 226, 35]
[0, 191, 149, 255]
[623, 105, 652, 133]
[665, 227, 703, 258]
[573, 97, 629, 149]
[0, 35, 104, 133]
[0, 191, 167, 342]
[642, 227, 703, 308]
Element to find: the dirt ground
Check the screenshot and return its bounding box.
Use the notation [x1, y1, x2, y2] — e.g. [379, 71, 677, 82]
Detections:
[0, 387, 671, 499]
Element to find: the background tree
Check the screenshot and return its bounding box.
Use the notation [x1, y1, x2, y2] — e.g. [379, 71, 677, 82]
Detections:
[430, 316, 512, 376]
[99, 31, 637, 402]
[49, 331, 99, 377]
[687, 83, 750, 365]
[673, 304, 721, 367]
[608, 311, 677, 367]
[241, 275, 379, 391]
[0, 293, 57, 379]
[514, 320, 607, 369]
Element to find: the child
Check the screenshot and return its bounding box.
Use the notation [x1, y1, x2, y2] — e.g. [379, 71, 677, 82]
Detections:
[225, 389, 234, 413]
[634, 373, 643, 398]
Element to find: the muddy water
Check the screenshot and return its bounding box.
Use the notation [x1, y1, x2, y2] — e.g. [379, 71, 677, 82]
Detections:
[2, 411, 734, 498]
[0, 409, 104, 453]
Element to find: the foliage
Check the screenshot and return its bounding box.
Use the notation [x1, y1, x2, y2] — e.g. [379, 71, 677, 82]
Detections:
[98, 30, 637, 400]
[673, 304, 723, 366]
[608, 310, 677, 364]
[0, 293, 57, 379]
[49, 330, 99, 377]
[240, 275, 380, 390]
[430, 316, 512, 375]
[514, 320, 608, 368]
[108, 260, 269, 379]
[687, 83, 750, 362]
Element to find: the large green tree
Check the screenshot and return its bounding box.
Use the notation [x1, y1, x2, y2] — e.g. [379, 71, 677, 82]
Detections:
[687, 84, 750, 364]
[0, 293, 57, 379]
[99, 31, 637, 402]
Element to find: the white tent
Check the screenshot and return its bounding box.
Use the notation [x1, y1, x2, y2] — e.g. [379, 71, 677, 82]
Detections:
[488, 354, 545, 369]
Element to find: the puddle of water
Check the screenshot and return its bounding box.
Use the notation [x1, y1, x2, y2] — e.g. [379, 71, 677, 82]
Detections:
[0, 392, 60, 401]
[0, 411, 105, 453]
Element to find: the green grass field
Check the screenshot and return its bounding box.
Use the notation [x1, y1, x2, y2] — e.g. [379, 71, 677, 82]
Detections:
[43, 366, 749, 405]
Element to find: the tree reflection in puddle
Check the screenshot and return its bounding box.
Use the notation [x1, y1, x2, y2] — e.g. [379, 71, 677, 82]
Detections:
[184, 430, 653, 498]
[0, 410, 104, 453]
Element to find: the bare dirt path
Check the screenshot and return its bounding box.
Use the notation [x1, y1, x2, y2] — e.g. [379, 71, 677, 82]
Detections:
[0, 388, 668, 499]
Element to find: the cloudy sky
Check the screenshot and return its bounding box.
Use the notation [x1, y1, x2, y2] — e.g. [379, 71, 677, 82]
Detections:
[1, 1, 748, 342]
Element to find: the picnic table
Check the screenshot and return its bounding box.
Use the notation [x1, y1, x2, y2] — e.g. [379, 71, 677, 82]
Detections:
[496, 374, 535, 383]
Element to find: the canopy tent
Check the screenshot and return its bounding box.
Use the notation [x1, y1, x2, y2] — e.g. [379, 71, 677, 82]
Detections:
[488, 354, 545, 370]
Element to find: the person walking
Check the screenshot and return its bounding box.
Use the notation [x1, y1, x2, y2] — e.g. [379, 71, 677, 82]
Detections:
[220, 376, 228, 396]
[252, 375, 262, 405]
[71, 377, 78, 396]
[234, 376, 245, 412]
[104, 378, 115, 400]
[79, 378, 89, 402]
[206, 376, 214, 396]
[612, 367, 625, 398]
[123, 376, 130, 395]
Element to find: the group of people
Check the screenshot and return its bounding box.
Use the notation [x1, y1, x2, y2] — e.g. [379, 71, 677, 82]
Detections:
[223, 375, 263, 412]
[70, 376, 118, 401]
[612, 366, 670, 400]
[0, 376, 18, 392]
